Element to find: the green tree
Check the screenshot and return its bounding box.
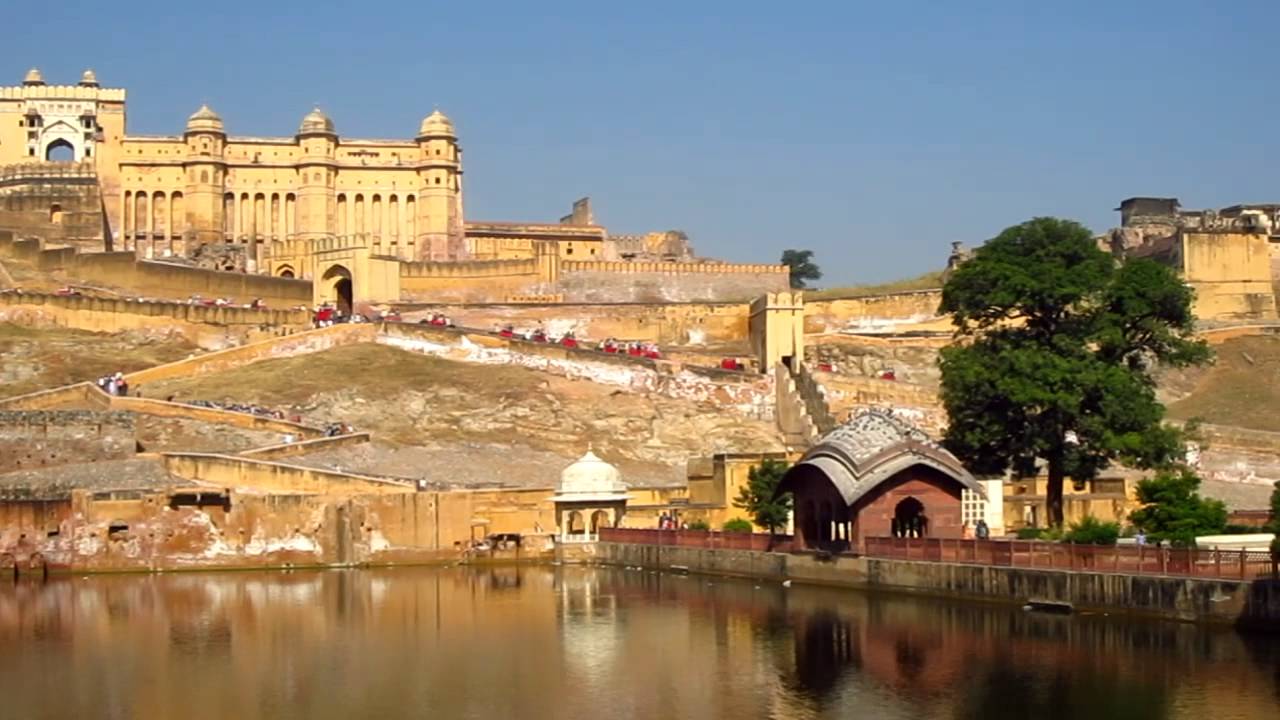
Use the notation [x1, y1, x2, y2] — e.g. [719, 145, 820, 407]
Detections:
[1128, 466, 1228, 547]
[940, 217, 1209, 527]
[1267, 480, 1280, 533]
[781, 249, 822, 289]
[733, 459, 793, 541]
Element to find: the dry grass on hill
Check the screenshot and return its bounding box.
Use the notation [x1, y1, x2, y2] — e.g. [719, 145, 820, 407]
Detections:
[0, 324, 196, 398]
[805, 271, 944, 301]
[141, 343, 784, 479]
[1164, 335, 1280, 432]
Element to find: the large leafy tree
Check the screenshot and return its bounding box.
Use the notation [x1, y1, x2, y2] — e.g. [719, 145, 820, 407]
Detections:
[939, 217, 1209, 527]
[734, 459, 793, 540]
[781, 249, 822, 289]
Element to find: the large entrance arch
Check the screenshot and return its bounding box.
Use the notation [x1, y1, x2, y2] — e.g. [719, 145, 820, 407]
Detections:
[45, 139, 75, 162]
[320, 264, 353, 315]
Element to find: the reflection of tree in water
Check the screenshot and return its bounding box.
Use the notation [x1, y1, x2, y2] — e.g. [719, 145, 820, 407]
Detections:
[955, 665, 1169, 720]
[894, 637, 925, 681]
[1240, 629, 1280, 704]
[790, 610, 859, 702]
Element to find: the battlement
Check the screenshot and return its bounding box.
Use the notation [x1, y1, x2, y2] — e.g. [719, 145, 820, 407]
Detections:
[0, 85, 125, 102]
[0, 161, 97, 188]
[562, 260, 788, 275]
[399, 258, 538, 278]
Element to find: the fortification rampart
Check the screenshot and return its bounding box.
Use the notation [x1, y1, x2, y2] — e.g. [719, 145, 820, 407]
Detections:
[0, 382, 106, 411]
[0, 231, 313, 307]
[0, 410, 135, 472]
[558, 265, 790, 303]
[804, 290, 948, 334]
[110, 397, 325, 439]
[402, 301, 750, 346]
[160, 453, 410, 495]
[123, 323, 375, 385]
[239, 433, 372, 460]
[0, 291, 309, 332]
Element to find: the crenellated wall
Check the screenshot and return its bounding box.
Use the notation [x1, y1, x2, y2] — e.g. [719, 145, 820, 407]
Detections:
[559, 261, 790, 303]
[398, 257, 542, 302]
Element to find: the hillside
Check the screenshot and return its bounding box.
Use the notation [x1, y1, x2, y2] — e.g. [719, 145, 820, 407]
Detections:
[0, 323, 196, 397]
[140, 343, 785, 487]
[1164, 334, 1280, 432]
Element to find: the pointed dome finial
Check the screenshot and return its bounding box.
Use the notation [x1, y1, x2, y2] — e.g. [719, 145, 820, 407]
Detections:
[185, 103, 224, 134]
[418, 108, 456, 138]
[79, 69, 99, 87]
[299, 106, 336, 136]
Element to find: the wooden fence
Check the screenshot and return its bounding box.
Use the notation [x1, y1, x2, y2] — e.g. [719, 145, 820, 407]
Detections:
[864, 537, 1276, 581]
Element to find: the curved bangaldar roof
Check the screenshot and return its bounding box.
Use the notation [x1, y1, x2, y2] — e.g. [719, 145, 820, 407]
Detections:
[778, 409, 983, 505]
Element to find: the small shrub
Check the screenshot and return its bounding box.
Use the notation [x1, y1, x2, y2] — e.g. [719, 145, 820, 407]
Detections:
[1271, 536, 1280, 556]
[722, 518, 754, 533]
[1062, 516, 1120, 545]
[686, 519, 710, 531]
[1016, 527, 1044, 540]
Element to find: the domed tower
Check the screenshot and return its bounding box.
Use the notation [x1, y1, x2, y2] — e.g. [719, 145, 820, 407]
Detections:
[22, 68, 45, 86]
[78, 69, 99, 88]
[182, 105, 228, 252]
[295, 107, 338, 239]
[415, 109, 466, 261]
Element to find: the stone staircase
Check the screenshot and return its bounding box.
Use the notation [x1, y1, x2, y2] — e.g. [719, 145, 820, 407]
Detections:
[773, 361, 838, 451]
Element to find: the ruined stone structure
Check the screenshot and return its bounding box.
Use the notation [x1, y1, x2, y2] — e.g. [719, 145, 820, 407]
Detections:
[0, 69, 790, 308]
[1106, 197, 1279, 322]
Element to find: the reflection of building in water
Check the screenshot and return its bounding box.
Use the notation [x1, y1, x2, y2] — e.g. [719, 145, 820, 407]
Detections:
[791, 610, 859, 699]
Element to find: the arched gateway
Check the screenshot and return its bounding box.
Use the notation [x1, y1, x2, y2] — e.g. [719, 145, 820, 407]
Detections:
[776, 410, 984, 553]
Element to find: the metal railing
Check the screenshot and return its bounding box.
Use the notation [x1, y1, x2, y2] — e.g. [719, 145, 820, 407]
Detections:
[863, 537, 1277, 581]
[599, 527, 793, 552]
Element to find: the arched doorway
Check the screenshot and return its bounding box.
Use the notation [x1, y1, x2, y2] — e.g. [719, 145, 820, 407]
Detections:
[589, 509, 611, 534]
[893, 497, 927, 538]
[277, 265, 295, 279]
[566, 511, 585, 536]
[320, 264, 353, 315]
[45, 139, 75, 162]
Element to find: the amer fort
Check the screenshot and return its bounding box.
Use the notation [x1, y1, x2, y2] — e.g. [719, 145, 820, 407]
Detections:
[1, 66, 1280, 708]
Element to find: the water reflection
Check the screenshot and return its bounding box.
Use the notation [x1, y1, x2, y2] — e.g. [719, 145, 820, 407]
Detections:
[0, 568, 1275, 719]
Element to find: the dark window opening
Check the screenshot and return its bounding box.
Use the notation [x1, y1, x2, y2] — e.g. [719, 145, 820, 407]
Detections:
[46, 529, 60, 538]
[107, 522, 129, 537]
[169, 492, 232, 512]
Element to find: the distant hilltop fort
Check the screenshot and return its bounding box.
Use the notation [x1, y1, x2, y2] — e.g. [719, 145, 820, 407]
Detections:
[0, 67, 789, 306]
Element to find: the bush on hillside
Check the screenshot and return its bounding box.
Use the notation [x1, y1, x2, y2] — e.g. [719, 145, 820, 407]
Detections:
[722, 518, 754, 533]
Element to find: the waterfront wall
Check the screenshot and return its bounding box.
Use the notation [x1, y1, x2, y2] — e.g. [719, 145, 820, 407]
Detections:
[595, 543, 1280, 628]
[0, 410, 135, 473]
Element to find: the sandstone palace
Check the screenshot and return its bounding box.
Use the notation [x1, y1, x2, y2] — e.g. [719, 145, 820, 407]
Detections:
[0, 68, 789, 308]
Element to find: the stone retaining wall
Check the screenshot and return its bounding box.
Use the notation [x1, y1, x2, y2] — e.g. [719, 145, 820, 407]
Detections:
[595, 542, 1280, 628]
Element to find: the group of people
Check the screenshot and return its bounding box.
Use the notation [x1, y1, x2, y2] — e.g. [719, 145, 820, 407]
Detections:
[184, 295, 268, 310]
[489, 326, 664, 358]
[657, 513, 687, 530]
[420, 313, 454, 327]
[96, 372, 131, 397]
[960, 519, 992, 540]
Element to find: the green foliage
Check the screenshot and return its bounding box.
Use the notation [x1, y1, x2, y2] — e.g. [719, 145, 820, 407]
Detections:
[1271, 536, 1280, 555]
[939, 217, 1210, 527]
[1128, 466, 1228, 547]
[686, 519, 711, 531]
[1062, 516, 1120, 545]
[1268, 481, 1280, 533]
[733, 459, 793, 535]
[781, 249, 822, 289]
[722, 518, 754, 533]
[1015, 526, 1064, 541]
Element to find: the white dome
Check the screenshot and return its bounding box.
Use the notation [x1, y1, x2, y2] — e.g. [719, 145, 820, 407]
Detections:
[556, 450, 627, 498]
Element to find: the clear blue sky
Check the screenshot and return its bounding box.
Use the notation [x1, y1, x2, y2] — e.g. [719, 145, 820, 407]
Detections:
[7, 1, 1277, 286]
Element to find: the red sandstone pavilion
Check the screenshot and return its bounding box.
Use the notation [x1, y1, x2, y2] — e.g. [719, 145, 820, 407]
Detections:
[778, 410, 984, 552]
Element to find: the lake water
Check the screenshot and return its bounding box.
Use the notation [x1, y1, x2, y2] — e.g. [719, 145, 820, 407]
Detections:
[0, 566, 1276, 719]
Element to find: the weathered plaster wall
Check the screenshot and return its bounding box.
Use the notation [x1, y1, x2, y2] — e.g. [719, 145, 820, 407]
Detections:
[160, 453, 410, 495]
[0, 410, 134, 473]
[558, 263, 789, 303]
[403, 301, 750, 346]
[1181, 232, 1278, 322]
[804, 290, 948, 335]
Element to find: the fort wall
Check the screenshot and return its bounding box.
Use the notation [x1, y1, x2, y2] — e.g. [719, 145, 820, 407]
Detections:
[404, 301, 750, 346]
[0, 410, 134, 473]
[398, 258, 542, 302]
[239, 433, 372, 460]
[123, 323, 375, 385]
[0, 231, 313, 307]
[0, 291, 309, 335]
[804, 290, 948, 335]
[1180, 232, 1278, 322]
[558, 262, 789, 303]
[160, 453, 410, 495]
